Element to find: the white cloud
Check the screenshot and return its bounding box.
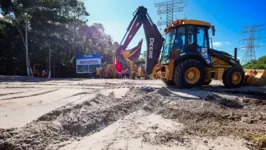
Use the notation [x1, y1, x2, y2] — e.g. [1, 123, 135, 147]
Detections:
[213, 42, 222, 47]
[213, 41, 231, 47]
[0, 14, 3, 18]
[224, 41, 231, 45]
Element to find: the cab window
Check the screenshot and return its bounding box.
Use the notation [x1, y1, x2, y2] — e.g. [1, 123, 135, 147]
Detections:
[161, 28, 176, 64]
[173, 26, 185, 52]
[187, 26, 197, 51]
[196, 27, 208, 48]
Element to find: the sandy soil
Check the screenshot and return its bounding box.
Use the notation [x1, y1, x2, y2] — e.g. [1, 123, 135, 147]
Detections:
[0, 77, 265, 150]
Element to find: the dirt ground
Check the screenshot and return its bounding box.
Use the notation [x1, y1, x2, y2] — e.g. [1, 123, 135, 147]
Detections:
[0, 76, 265, 150]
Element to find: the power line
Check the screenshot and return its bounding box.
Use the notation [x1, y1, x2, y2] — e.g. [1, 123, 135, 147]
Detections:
[154, 0, 187, 30]
[240, 24, 265, 65]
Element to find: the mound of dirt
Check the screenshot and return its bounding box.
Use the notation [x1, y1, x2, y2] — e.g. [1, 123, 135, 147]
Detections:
[157, 95, 266, 149]
[0, 89, 163, 150]
[157, 87, 172, 96]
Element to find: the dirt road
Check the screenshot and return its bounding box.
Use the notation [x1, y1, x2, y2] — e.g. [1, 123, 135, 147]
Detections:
[0, 77, 265, 150]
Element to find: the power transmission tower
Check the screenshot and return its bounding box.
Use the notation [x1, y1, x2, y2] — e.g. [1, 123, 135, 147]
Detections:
[154, 0, 187, 31]
[240, 24, 265, 65]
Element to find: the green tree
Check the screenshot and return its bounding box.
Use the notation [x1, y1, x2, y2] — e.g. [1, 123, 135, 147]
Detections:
[0, 0, 118, 76]
[0, 18, 26, 75]
[242, 56, 266, 69]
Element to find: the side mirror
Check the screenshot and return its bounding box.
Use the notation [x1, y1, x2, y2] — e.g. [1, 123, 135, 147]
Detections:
[211, 26, 216, 36]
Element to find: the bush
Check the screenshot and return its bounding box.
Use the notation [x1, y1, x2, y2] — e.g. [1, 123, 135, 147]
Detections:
[243, 56, 266, 69]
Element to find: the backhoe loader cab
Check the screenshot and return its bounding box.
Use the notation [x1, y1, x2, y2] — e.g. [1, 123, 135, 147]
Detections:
[161, 20, 213, 65]
[159, 19, 245, 88]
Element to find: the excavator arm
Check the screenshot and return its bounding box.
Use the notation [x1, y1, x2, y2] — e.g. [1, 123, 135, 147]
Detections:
[115, 6, 164, 75]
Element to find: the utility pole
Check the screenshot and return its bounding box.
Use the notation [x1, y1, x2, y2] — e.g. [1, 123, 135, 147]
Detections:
[240, 24, 265, 65]
[25, 8, 30, 76]
[48, 44, 51, 79]
[154, 0, 187, 31]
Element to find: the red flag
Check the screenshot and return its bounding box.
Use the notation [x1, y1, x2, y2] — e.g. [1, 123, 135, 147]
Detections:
[115, 59, 123, 73]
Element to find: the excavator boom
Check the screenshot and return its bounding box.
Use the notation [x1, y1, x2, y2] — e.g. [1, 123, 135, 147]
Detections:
[115, 6, 164, 75]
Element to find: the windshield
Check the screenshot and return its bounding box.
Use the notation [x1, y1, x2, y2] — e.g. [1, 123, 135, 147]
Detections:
[161, 29, 176, 64]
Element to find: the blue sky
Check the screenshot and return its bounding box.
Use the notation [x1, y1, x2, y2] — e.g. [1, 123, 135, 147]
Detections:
[84, 0, 266, 63]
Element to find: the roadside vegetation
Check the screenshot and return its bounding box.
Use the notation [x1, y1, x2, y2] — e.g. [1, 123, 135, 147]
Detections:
[0, 0, 117, 77]
[243, 56, 266, 69]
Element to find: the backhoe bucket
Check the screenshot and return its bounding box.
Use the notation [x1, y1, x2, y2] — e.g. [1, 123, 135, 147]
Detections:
[244, 69, 266, 86]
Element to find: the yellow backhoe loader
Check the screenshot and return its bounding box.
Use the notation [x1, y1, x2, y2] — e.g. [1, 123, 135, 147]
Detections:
[115, 6, 266, 88]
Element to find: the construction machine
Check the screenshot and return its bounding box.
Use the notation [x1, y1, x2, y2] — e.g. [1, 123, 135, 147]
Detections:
[32, 64, 48, 77]
[136, 66, 145, 79]
[115, 6, 266, 88]
[96, 67, 102, 78]
[120, 39, 143, 79]
[244, 69, 266, 86]
[99, 56, 117, 79]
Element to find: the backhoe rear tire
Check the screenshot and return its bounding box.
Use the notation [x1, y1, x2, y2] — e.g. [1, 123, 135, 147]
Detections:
[222, 65, 244, 88]
[174, 59, 205, 88]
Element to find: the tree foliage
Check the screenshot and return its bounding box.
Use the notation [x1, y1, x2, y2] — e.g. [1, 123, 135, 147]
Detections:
[242, 56, 266, 69]
[135, 51, 146, 66]
[0, 0, 117, 76]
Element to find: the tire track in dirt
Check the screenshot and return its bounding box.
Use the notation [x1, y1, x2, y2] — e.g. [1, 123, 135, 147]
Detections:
[0, 91, 25, 97]
[0, 89, 99, 128]
[0, 89, 59, 101]
[1, 86, 41, 89]
[0, 88, 163, 150]
[65, 91, 100, 98]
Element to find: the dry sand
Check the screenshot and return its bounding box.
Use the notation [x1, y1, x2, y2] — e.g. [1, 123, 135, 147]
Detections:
[0, 77, 265, 150]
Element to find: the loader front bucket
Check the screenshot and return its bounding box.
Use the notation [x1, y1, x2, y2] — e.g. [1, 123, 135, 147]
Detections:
[244, 69, 266, 86]
[149, 61, 162, 79]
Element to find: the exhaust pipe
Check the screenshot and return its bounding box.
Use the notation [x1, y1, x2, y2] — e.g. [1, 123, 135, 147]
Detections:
[234, 48, 237, 60]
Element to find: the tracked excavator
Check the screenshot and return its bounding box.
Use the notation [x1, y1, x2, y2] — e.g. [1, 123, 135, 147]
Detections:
[115, 6, 266, 88]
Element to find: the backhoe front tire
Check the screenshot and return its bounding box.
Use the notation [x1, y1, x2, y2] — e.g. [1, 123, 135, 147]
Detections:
[162, 79, 174, 86]
[222, 65, 244, 88]
[174, 59, 205, 88]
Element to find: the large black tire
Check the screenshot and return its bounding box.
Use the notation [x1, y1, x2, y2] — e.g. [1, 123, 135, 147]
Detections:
[162, 79, 174, 86]
[174, 59, 205, 88]
[222, 68, 229, 83]
[222, 65, 245, 88]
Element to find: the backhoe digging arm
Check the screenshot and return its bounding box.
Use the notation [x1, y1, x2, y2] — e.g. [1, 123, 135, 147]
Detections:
[115, 6, 164, 75]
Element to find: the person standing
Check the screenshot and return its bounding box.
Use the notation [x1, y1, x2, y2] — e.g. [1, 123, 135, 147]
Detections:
[104, 69, 108, 79]
[126, 69, 129, 79]
[132, 71, 135, 80]
[174, 33, 184, 51]
[121, 70, 124, 79]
